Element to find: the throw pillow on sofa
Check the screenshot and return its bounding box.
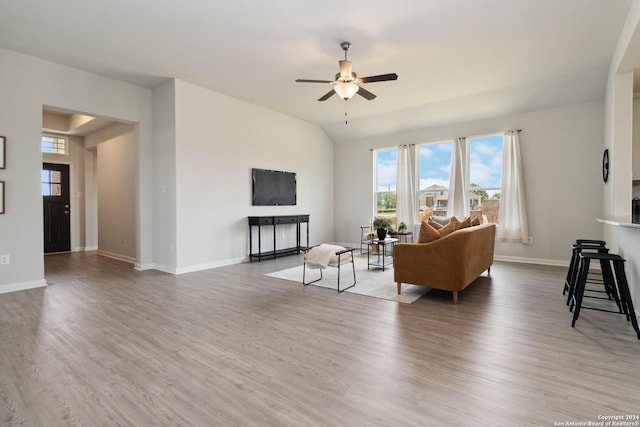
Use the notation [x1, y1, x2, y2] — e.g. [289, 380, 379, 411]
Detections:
[458, 216, 472, 229]
[448, 216, 460, 230]
[428, 218, 443, 230]
[418, 221, 441, 243]
[438, 221, 457, 237]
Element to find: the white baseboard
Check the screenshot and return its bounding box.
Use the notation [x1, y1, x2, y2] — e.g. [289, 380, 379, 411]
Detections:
[493, 255, 569, 268]
[134, 262, 155, 271]
[73, 246, 97, 252]
[97, 250, 136, 265]
[174, 256, 248, 275]
[142, 256, 249, 275]
[149, 263, 176, 274]
[0, 279, 47, 295]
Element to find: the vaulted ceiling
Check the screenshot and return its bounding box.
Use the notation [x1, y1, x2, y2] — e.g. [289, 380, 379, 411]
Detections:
[0, 0, 633, 142]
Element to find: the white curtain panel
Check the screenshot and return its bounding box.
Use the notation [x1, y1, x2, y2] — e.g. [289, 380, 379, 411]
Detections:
[498, 131, 530, 243]
[395, 144, 417, 229]
[447, 137, 469, 219]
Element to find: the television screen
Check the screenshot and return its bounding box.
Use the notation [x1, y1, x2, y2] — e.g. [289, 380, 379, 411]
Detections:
[252, 168, 297, 206]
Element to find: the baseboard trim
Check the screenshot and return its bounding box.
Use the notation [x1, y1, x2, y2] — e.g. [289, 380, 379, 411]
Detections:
[174, 257, 248, 275]
[140, 257, 250, 275]
[0, 279, 47, 295]
[149, 263, 176, 274]
[134, 262, 155, 271]
[97, 250, 136, 265]
[73, 246, 97, 252]
[493, 255, 568, 267]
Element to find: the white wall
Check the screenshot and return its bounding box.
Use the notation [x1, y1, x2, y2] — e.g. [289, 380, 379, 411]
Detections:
[86, 123, 137, 262]
[84, 147, 98, 251]
[171, 79, 334, 273]
[334, 101, 605, 265]
[0, 47, 152, 294]
[151, 80, 178, 271]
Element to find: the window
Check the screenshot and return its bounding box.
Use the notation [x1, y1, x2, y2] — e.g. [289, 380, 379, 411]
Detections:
[41, 169, 62, 196]
[468, 134, 503, 223]
[374, 148, 397, 217]
[418, 141, 453, 221]
[42, 134, 67, 154]
[374, 133, 505, 224]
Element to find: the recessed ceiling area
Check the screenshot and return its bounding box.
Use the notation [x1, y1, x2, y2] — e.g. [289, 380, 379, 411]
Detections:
[42, 107, 117, 136]
[1, 0, 634, 142]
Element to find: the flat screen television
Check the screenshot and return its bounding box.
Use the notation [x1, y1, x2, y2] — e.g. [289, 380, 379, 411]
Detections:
[252, 168, 297, 206]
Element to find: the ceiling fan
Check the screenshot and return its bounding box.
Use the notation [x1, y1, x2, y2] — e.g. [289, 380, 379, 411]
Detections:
[295, 41, 398, 102]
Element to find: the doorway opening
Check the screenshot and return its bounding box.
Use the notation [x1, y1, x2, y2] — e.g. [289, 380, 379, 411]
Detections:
[42, 106, 138, 265]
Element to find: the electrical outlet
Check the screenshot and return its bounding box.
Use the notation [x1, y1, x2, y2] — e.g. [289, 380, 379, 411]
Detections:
[527, 236, 533, 244]
[0, 255, 9, 265]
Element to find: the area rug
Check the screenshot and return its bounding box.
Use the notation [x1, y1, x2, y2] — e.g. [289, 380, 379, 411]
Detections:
[266, 254, 430, 304]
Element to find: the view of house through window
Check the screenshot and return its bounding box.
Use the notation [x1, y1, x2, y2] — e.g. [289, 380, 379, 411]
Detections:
[374, 133, 504, 225]
[468, 134, 503, 223]
[418, 141, 453, 222]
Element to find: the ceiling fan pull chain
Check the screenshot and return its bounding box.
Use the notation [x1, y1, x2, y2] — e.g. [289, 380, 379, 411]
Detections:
[345, 103, 348, 125]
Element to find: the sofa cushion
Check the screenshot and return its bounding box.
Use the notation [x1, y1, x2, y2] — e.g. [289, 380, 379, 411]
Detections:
[438, 221, 457, 237]
[458, 216, 472, 229]
[418, 221, 441, 243]
[448, 216, 461, 230]
[471, 216, 481, 226]
[428, 218, 443, 230]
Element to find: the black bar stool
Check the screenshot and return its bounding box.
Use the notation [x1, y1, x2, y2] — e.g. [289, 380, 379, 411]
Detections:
[571, 252, 640, 339]
[564, 240, 610, 305]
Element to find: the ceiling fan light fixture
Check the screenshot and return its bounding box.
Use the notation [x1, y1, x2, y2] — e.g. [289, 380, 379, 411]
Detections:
[334, 82, 359, 100]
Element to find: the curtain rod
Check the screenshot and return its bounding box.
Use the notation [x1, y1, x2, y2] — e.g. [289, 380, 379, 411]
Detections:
[369, 130, 522, 151]
[458, 129, 522, 140]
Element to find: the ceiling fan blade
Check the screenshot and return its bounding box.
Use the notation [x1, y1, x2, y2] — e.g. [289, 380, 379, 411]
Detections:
[318, 90, 336, 101]
[296, 79, 334, 83]
[357, 86, 377, 100]
[360, 73, 398, 83]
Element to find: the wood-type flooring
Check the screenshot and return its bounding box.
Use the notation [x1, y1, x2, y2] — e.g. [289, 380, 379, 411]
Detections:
[1, 252, 639, 426]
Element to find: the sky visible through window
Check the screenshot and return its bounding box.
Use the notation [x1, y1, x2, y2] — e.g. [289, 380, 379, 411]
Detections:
[469, 134, 503, 196]
[376, 149, 397, 192]
[376, 134, 503, 193]
[419, 142, 453, 190]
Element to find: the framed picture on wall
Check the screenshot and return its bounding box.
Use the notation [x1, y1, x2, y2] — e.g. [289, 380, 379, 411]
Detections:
[0, 136, 5, 169]
[0, 181, 4, 214]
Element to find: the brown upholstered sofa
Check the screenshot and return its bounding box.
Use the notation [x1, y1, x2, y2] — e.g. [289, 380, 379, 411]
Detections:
[394, 223, 496, 303]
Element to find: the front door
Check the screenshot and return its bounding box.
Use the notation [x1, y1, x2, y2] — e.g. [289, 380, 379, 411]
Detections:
[43, 163, 71, 253]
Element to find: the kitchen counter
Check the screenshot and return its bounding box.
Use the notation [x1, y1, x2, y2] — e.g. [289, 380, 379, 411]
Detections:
[598, 216, 640, 313]
[597, 216, 640, 229]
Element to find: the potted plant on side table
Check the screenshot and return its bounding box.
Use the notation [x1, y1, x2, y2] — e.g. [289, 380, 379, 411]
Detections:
[373, 217, 393, 240]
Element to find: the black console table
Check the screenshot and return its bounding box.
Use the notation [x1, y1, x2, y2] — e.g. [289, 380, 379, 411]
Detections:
[248, 215, 309, 262]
